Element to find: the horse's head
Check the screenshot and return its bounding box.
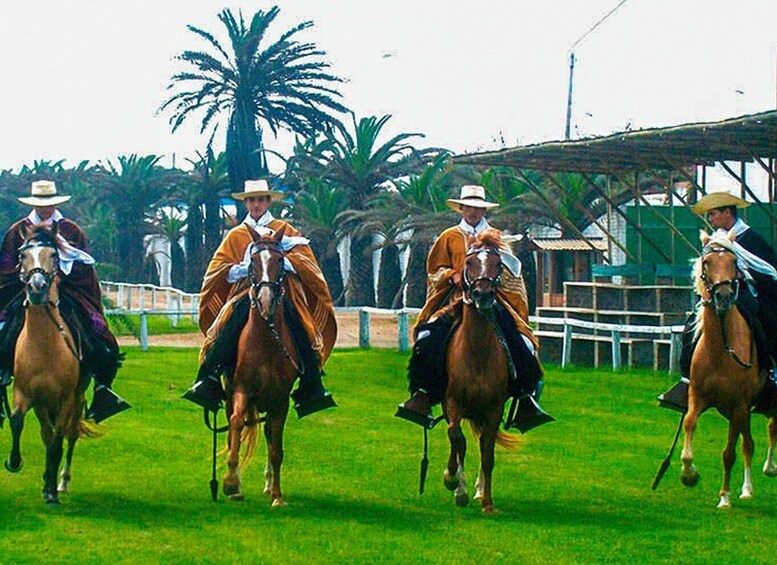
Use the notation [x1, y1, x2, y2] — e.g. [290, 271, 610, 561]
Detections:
[462, 229, 504, 312]
[248, 225, 287, 321]
[697, 229, 741, 317]
[18, 223, 60, 306]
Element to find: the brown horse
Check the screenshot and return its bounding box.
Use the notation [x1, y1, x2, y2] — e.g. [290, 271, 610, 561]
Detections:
[4, 224, 91, 504]
[221, 226, 300, 506]
[443, 230, 519, 514]
[681, 229, 777, 508]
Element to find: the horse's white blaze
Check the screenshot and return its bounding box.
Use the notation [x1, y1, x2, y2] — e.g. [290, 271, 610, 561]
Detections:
[29, 246, 45, 271]
[259, 249, 272, 283]
[477, 250, 488, 277]
[740, 466, 753, 499]
[764, 446, 777, 477]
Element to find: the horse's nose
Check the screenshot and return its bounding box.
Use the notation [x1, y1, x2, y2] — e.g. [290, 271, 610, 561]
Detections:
[29, 273, 48, 293]
[471, 288, 482, 301]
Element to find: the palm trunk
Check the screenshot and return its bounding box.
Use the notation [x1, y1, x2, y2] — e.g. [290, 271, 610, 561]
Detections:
[346, 233, 375, 307]
[227, 105, 268, 223]
[185, 202, 204, 292]
[378, 243, 401, 309]
[518, 249, 537, 316]
[309, 235, 344, 306]
[406, 242, 429, 308]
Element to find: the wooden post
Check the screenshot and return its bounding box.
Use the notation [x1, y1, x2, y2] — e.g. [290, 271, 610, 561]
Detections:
[359, 309, 371, 349]
[126, 286, 133, 310]
[140, 312, 149, 352]
[398, 311, 409, 352]
[561, 322, 572, 368]
[117, 284, 124, 310]
[611, 330, 622, 371]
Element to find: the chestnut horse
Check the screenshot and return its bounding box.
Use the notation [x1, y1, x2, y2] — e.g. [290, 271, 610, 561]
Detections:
[4, 224, 91, 504]
[222, 226, 299, 506]
[681, 229, 777, 508]
[443, 230, 519, 514]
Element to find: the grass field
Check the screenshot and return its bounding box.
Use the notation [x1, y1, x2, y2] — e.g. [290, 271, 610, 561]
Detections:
[1, 348, 777, 564]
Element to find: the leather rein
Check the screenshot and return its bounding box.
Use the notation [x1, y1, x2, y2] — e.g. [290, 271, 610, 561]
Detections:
[699, 244, 753, 369]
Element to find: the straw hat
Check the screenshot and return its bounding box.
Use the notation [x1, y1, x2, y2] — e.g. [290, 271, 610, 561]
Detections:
[231, 179, 284, 201]
[692, 191, 750, 215]
[18, 180, 71, 207]
[446, 185, 499, 211]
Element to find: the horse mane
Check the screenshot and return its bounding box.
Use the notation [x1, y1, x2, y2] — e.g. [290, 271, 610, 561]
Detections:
[473, 229, 511, 253]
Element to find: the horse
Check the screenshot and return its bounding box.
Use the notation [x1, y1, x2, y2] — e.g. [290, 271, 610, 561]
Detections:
[443, 230, 519, 514]
[4, 224, 91, 504]
[681, 229, 777, 508]
[221, 226, 299, 506]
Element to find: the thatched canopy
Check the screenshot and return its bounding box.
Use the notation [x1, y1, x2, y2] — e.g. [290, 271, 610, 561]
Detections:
[456, 110, 777, 173]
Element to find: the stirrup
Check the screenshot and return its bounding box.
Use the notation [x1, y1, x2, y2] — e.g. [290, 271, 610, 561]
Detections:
[505, 395, 555, 434]
[395, 405, 439, 430]
[294, 391, 337, 419]
[182, 378, 224, 413]
[657, 378, 689, 413]
[86, 387, 131, 423]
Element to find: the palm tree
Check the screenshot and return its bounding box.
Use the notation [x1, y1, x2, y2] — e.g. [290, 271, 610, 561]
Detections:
[305, 115, 439, 306]
[161, 6, 348, 203]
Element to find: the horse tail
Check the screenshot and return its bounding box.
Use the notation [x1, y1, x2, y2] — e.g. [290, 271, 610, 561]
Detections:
[466, 420, 520, 451]
[239, 408, 261, 469]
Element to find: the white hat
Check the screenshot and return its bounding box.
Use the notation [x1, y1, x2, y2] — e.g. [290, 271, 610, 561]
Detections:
[18, 180, 71, 207]
[231, 179, 284, 201]
[446, 185, 499, 211]
[692, 190, 751, 215]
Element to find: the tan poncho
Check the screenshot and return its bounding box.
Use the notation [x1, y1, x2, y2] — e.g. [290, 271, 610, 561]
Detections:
[198, 220, 337, 365]
[417, 225, 537, 348]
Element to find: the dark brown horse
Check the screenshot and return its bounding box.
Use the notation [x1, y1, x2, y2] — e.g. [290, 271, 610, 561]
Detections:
[682, 229, 777, 508]
[443, 230, 519, 514]
[221, 226, 300, 506]
[4, 224, 92, 504]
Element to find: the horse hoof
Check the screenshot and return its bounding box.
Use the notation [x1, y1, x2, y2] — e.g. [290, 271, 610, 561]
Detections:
[739, 491, 753, 500]
[717, 498, 731, 509]
[482, 505, 497, 515]
[271, 498, 287, 508]
[443, 471, 458, 491]
[57, 484, 69, 495]
[680, 472, 700, 487]
[455, 492, 469, 507]
[43, 493, 60, 505]
[763, 463, 777, 477]
[4, 457, 22, 473]
[228, 492, 244, 501]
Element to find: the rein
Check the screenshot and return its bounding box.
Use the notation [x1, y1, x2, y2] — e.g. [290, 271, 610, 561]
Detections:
[699, 245, 754, 369]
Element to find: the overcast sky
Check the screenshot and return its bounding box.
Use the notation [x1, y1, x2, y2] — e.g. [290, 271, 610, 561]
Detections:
[0, 0, 775, 173]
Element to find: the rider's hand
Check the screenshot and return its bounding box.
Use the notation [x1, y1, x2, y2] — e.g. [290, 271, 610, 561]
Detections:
[451, 271, 461, 286]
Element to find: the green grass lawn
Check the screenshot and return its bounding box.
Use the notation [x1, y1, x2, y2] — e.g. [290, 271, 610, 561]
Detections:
[106, 313, 200, 337]
[2, 349, 777, 564]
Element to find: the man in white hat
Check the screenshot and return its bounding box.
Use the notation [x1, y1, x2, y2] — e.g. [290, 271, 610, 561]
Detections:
[659, 190, 777, 414]
[395, 185, 553, 432]
[0, 180, 130, 424]
[183, 179, 338, 418]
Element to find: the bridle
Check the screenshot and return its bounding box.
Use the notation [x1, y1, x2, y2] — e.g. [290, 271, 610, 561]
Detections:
[18, 239, 59, 289]
[462, 246, 503, 295]
[698, 244, 753, 369]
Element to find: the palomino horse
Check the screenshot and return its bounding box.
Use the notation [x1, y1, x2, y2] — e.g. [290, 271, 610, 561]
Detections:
[681, 229, 777, 508]
[443, 230, 519, 514]
[4, 224, 90, 504]
[222, 226, 299, 506]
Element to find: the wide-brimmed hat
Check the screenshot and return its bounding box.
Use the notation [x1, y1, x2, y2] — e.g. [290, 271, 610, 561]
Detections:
[446, 185, 499, 211]
[231, 179, 284, 201]
[692, 191, 750, 215]
[18, 180, 71, 207]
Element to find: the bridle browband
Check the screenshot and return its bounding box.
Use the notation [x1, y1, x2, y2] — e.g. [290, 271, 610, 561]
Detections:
[698, 243, 753, 369]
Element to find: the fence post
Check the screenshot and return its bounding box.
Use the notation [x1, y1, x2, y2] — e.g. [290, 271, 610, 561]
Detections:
[126, 286, 133, 310]
[139, 287, 145, 311]
[561, 322, 572, 368]
[166, 290, 173, 324]
[151, 288, 157, 309]
[359, 309, 371, 349]
[669, 330, 682, 374]
[140, 312, 149, 352]
[398, 311, 409, 352]
[117, 284, 124, 310]
[611, 330, 622, 371]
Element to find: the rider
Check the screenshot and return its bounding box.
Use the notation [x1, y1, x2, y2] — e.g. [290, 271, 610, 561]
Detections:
[395, 184, 553, 432]
[0, 180, 130, 424]
[182, 179, 337, 418]
[659, 190, 777, 415]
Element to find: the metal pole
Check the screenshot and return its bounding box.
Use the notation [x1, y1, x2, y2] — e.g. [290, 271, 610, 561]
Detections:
[565, 52, 575, 140]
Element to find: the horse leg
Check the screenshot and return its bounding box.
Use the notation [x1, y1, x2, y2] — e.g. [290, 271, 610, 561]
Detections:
[4, 407, 27, 473]
[42, 433, 65, 505]
[58, 404, 81, 494]
[476, 418, 499, 514]
[680, 402, 702, 487]
[266, 404, 289, 508]
[263, 420, 273, 495]
[718, 411, 743, 509]
[444, 417, 468, 507]
[739, 412, 754, 500]
[763, 417, 777, 477]
[223, 389, 247, 501]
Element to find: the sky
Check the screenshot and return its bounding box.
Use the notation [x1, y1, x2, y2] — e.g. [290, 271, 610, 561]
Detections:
[0, 0, 775, 174]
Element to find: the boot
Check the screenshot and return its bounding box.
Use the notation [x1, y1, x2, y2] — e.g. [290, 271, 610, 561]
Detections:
[182, 375, 225, 413]
[657, 378, 689, 413]
[86, 384, 131, 423]
[505, 381, 555, 433]
[395, 389, 436, 429]
[753, 371, 777, 418]
[291, 378, 336, 419]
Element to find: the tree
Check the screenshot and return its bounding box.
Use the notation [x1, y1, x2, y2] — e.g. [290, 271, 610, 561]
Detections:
[161, 6, 348, 205]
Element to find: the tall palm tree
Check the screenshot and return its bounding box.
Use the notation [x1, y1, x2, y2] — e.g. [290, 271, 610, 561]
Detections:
[305, 115, 439, 306]
[161, 6, 348, 202]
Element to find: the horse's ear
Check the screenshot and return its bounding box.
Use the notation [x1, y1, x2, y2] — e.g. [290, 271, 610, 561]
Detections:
[50, 221, 59, 240]
[727, 228, 736, 242]
[249, 227, 262, 243]
[466, 234, 476, 248]
[273, 224, 287, 241]
[699, 229, 710, 246]
[19, 223, 33, 242]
